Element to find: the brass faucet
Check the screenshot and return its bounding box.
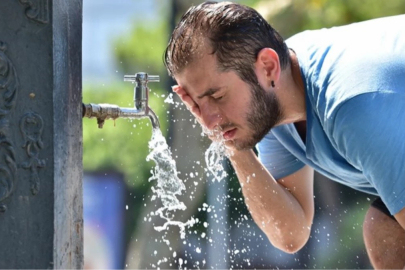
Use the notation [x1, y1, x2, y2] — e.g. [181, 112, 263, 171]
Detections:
[82, 72, 160, 129]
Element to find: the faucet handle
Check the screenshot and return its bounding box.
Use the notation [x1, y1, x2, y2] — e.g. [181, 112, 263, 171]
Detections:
[123, 75, 137, 83]
[147, 75, 159, 82]
[123, 73, 160, 84]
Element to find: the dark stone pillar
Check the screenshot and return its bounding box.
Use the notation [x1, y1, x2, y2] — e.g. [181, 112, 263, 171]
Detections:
[0, 0, 83, 268]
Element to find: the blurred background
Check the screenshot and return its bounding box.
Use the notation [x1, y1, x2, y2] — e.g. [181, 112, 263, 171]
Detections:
[82, 0, 405, 269]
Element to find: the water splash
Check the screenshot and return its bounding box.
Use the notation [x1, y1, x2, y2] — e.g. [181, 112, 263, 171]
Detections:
[146, 128, 195, 238]
[202, 125, 229, 182]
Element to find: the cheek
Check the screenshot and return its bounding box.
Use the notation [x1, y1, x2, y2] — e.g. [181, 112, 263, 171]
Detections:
[222, 99, 250, 123]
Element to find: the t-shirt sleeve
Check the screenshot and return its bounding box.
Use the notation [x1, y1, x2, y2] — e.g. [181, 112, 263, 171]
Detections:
[256, 131, 306, 180]
[331, 92, 405, 215]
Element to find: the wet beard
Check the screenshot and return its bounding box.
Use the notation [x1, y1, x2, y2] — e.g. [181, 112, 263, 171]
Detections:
[233, 83, 282, 151]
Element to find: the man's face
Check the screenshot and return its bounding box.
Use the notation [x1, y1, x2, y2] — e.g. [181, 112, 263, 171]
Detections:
[174, 53, 282, 151]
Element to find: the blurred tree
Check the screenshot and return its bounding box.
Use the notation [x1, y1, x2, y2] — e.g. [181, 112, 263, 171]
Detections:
[255, 0, 405, 38]
[113, 22, 168, 77]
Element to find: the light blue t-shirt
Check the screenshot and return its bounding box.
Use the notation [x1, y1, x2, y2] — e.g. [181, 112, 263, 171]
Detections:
[257, 15, 405, 215]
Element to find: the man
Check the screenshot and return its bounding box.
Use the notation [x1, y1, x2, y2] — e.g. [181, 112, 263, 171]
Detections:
[164, 1, 405, 268]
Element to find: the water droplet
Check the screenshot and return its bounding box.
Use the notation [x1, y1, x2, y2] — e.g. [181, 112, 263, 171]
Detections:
[164, 93, 175, 104]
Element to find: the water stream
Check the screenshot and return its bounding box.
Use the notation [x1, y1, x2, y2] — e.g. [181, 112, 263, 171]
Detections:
[146, 124, 229, 268]
[146, 123, 229, 239]
[146, 128, 195, 239]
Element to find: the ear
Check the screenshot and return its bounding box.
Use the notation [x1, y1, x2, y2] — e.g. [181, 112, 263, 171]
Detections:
[254, 48, 281, 89]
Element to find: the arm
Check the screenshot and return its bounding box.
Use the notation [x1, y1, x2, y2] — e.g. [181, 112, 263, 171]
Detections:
[393, 207, 405, 270]
[229, 149, 314, 253]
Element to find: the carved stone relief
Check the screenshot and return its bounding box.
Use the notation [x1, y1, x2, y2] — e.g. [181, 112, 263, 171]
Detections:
[20, 112, 45, 196]
[0, 42, 18, 212]
[19, 0, 49, 24]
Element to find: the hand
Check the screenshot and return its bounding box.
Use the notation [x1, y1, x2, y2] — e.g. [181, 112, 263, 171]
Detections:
[172, 85, 221, 141]
[172, 85, 201, 120]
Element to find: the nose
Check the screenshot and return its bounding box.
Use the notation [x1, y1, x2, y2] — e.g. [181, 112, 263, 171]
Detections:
[199, 102, 222, 131]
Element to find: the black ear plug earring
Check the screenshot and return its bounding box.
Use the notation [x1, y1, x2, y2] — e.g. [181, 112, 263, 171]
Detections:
[271, 80, 275, 87]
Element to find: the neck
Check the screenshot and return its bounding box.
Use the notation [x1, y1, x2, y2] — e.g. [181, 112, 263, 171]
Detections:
[276, 50, 306, 125]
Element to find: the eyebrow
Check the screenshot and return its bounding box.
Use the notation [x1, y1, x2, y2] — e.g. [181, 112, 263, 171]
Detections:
[197, 88, 220, 99]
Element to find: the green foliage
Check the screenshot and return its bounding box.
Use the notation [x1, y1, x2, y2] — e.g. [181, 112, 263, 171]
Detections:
[255, 0, 405, 38]
[237, 0, 261, 7]
[83, 82, 169, 189]
[113, 21, 169, 76]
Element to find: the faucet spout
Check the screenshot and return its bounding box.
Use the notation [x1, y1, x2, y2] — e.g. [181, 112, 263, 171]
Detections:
[82, 103, 160, 129]
[147, 107, 160, 130]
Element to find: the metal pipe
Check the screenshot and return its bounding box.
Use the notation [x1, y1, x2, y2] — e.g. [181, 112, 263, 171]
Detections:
[82, 103, 160, 129]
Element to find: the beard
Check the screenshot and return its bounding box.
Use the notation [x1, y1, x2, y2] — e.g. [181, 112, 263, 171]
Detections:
[230, 82, 283, 151]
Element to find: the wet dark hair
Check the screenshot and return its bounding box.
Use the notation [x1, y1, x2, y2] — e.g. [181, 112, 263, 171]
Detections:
[164, 1, 290, 86]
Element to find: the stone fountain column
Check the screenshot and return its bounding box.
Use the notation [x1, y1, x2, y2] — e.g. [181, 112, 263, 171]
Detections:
[0, 0, 83, 268]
